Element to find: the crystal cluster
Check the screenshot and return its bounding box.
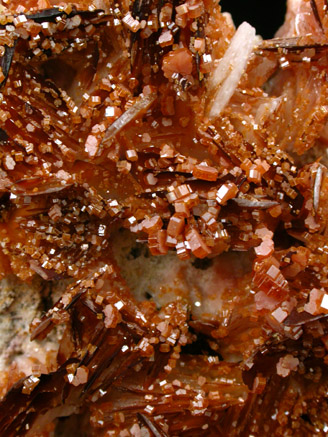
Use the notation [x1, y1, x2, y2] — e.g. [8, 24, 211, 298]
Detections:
[1, 0, 328, 435]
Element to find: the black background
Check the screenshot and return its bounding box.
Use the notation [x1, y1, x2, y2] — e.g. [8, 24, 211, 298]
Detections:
[220, 0, 287, 39]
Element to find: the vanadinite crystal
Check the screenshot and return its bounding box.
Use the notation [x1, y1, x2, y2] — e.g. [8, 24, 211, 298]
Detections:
[1, 0, 328, 435]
